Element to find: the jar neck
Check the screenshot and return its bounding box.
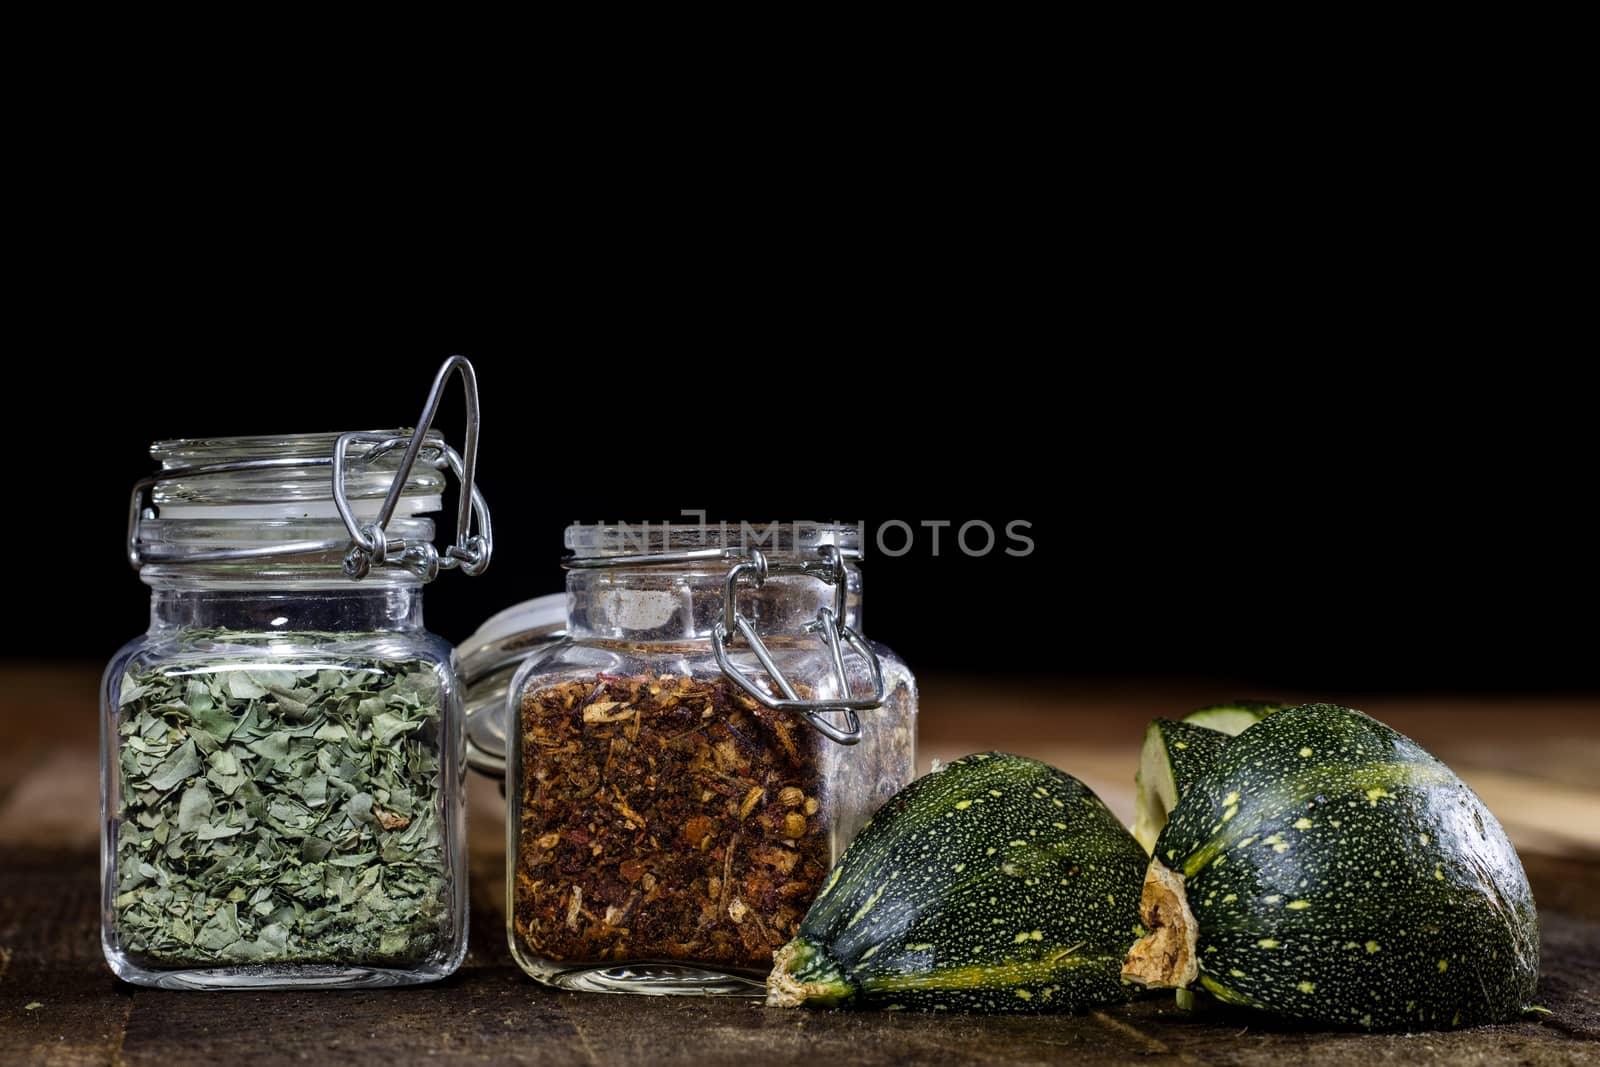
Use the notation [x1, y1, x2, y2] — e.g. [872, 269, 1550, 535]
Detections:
[147, 577, 425, 634]
[565, 564, 862, 642]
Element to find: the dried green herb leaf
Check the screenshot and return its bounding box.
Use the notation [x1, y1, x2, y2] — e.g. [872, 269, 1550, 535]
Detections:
[176, 782, 212, 832]
[119, 673, 149, 707]
[372, 712, 422, 744]
[189, 702, 238, 742]
[245, 731, 291, 761]
[113, 638, 450, 968]
[196, 903, 241, 951]
[313, 722, 349, 742]
[147, 740, 201, 791]
[226, 674, 267, 700]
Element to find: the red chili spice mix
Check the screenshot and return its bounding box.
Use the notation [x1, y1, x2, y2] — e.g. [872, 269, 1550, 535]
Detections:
[513, 672, 828, 969]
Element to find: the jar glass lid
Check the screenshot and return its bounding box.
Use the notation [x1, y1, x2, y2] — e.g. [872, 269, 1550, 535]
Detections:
[148, 431, 449, 517]
[460, 593, 566, 776]
[127, 357, 493, 584]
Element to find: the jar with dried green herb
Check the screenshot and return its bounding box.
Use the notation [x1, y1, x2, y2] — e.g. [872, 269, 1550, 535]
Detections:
[102, 359, 492, 989]
[504, 523, 917, 994]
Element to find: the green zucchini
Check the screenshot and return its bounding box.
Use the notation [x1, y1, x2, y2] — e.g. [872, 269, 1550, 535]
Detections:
[1181, 700, 1286, 736]
[766, 752, 1147, 1013]
[1132, 719, 1230, 853]
[1122, 703, 1539, 1030]
[1135, 703, 1285, 853]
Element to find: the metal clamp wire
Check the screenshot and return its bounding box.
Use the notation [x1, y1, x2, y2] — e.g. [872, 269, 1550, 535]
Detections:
[710, 545, 886, 745]
[128, 356, 492, 583]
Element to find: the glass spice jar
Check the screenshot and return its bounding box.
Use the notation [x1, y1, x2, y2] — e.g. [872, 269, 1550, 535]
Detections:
[101, 358, 492, 989]
[504, 523, 917, 994]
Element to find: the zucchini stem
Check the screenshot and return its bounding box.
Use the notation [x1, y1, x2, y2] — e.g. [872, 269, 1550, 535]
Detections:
[1120, 861, 1199, 989]
[766, 937, 855, 1009]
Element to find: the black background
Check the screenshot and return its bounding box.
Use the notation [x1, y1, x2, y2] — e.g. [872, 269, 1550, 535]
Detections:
[12, 32, 1592, 697]
[26, 334, 1594, 695]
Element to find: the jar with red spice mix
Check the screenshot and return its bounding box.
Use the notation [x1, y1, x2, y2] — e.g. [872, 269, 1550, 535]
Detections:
[501, 523, 916, 994]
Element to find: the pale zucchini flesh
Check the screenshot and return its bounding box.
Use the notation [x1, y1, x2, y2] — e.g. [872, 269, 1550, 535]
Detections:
[1132, 719, 1228, 854]
[1180, 701, 1285, 737]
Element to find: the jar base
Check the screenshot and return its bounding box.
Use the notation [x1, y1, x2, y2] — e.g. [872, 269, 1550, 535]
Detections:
[528, 961, 766, 997]
[107, 960, 454, 990]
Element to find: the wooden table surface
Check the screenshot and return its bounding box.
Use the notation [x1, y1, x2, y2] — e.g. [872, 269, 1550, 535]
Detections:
[2, 666, 1596, 1065]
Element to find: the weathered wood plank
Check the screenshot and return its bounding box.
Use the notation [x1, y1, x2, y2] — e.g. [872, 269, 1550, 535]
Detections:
[116, 977, 586, 1067]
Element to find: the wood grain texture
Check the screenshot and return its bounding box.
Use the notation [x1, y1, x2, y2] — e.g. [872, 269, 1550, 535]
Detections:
[1, 666, 1596, 1065]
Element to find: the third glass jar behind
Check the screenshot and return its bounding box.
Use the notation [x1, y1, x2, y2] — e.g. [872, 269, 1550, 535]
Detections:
[506, 523, 916, 994]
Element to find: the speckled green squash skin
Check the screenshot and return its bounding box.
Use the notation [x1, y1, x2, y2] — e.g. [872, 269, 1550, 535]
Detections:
[1134, 720, 1232, 853]
[782, 752, 1148, 1013]
[1152, 703, 1539, 1030]
[1152, 719, 1230, 795]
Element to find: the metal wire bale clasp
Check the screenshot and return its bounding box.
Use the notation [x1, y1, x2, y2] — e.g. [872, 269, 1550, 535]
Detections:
[710, 544, 887, 746]
[333, 356, 492, 581]
[126, 355, 492, 583]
